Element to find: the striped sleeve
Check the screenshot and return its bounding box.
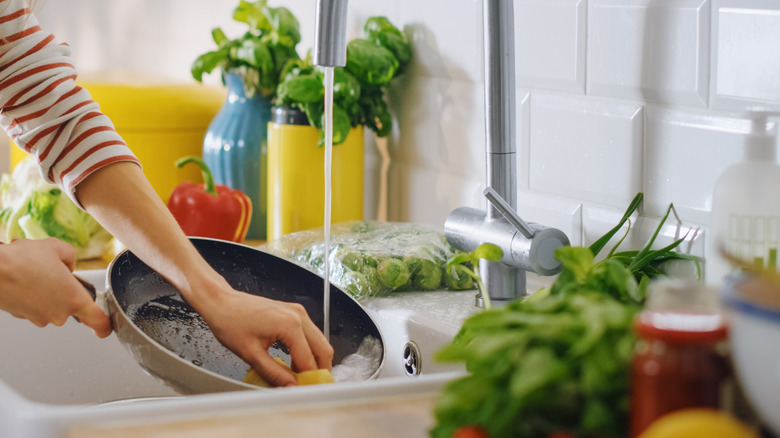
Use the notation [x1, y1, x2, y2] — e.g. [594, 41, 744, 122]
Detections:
[0, 0, 140, 207]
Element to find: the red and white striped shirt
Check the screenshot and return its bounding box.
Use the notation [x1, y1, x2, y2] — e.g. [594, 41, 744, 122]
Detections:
[0, 0, 139, 205]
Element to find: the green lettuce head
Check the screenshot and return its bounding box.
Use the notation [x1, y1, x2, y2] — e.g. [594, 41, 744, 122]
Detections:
[0, 157, 114, 260]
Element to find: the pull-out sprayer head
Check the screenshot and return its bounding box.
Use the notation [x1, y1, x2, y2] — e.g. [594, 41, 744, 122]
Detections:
[313, 0, 349, 67]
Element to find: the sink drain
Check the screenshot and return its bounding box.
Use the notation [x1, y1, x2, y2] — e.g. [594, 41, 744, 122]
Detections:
[402, 341, 422, 376]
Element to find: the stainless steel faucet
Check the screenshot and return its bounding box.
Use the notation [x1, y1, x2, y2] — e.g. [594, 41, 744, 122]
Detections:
[313, 0, 569, 306]
[313, 0, 349, 68]
[446, 0, 570, 306]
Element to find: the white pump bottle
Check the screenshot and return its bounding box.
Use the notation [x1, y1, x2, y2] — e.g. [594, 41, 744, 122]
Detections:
[706, 110, 780, 286]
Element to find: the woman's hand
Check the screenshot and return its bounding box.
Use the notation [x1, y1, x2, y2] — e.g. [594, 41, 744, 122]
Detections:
[187, 274, 334, 388]
[0, 238, 111, 337]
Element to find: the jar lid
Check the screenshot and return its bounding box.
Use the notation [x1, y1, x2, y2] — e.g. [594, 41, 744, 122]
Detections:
[635, 279, 729, 343]
[635, 312, 728, 343]
[76, 71, 226, 131]
[271, 106, 310, 126]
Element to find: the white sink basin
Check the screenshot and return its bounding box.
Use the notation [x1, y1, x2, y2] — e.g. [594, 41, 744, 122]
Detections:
[0, 269, 477, 406]
[0, 270, 178, 406]
[0, 269, 480, 437]
[367, 290, 477, 379]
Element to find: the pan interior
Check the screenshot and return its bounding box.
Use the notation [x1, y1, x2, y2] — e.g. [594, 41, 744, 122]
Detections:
[109, 238, 383, 383]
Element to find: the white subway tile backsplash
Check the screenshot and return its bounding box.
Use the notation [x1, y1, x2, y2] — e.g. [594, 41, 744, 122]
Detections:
[399, 0, 483, 82]
[27, 0, 780, 268]
[396, 76, 485, 177]
[588, 0, 709, 107]
[644, 107, 748, 225]
[389, 166, 483, 226]
[345, 3, 401, 42]
[517, 191, 583, 246]
[712, 0, 780, 110]
[515, 0, 586, 94]
[529, 93, 644, 209]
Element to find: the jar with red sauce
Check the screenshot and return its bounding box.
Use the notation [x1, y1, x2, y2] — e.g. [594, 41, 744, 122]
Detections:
[630, 279, 731, 437]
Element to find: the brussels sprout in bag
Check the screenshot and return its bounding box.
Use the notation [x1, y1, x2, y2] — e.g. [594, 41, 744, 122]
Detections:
[265, 221, 473, 300]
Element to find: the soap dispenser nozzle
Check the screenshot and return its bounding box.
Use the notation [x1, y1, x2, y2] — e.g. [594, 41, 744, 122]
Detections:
[744, 108, 780, 161]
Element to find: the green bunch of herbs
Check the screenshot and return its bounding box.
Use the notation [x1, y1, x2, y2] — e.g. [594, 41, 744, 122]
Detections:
[190, 0, 301, 98]
[431, 193, 700, 438]
[273, 16, 412, 145]
[445, 243, 504, 309]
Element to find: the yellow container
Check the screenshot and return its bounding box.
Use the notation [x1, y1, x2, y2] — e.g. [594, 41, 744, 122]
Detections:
[267, 109, 364, 240]
[10, 73, 225, 202]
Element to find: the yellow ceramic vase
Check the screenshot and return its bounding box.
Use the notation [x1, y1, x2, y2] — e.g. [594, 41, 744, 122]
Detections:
[267, 108, 364, 240]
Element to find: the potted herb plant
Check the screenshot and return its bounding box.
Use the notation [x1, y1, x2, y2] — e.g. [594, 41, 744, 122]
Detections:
[191, 0, 300, 239]
[266, 16, 412, 238]
[272, 16, 412, 146]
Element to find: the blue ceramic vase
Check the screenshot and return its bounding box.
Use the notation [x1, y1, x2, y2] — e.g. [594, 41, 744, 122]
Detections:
[202, 72, 271, 240]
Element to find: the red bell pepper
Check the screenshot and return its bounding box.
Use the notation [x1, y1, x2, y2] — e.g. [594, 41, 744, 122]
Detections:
[167, 156, 252, 243]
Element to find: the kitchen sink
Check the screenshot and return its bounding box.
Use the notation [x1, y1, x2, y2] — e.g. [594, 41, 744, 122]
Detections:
[0, 268, 481, 437]
[367, 290, 476, 379]
[0, 269, 553, 437]
[0, 269, 478, 407]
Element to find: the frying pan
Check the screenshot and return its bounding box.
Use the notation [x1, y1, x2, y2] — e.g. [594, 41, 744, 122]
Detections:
[101, 237, 385, 394]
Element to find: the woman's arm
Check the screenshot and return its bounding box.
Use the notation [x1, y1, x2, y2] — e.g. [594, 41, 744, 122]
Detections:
[75, 162, 333, 387]
[0, 0, 333, 386]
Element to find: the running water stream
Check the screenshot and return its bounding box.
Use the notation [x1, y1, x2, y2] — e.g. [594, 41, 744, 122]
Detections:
[322, 66, 335, 342]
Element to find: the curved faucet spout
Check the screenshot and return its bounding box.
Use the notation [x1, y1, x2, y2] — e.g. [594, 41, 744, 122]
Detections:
[313, 0, 349, 67]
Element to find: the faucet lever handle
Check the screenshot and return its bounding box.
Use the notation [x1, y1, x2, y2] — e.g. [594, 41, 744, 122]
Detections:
[483, 187, 535, 239]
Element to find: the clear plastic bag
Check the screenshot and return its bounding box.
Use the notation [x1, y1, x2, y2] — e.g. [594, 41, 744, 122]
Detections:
[265, 221, 473, 300]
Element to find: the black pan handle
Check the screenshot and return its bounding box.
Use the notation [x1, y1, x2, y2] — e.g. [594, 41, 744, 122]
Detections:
[72, 274, 98, 322]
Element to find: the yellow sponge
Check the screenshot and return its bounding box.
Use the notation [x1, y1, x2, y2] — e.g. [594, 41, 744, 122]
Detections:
[243, 357, 334, 388]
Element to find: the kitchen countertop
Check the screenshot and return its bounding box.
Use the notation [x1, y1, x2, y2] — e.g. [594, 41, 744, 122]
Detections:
[68, 393, 437, 438]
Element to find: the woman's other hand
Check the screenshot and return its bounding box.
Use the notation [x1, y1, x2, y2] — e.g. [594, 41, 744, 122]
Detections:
[190, 274, 335, 388]
[0, 238, 111, 337]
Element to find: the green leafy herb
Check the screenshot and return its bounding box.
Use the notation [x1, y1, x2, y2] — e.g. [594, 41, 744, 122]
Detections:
[445, 243, 503, 309]
[431, 193, 701, 438]
[273, 16, 411, 145]
[550, 193, 700, 305]
[191, 0, 301, 98]
[345, 39, 399, 85]
[364, 17, 413, 74]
